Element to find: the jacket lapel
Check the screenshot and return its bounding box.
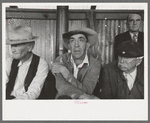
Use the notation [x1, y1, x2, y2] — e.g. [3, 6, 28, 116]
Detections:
[125, 31, 132, 41]
[79, 55, 92, 82]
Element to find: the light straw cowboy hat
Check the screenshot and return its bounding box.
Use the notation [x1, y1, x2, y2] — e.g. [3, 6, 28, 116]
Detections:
[63, 28, 98, 49]
[6, 26, 38, 45]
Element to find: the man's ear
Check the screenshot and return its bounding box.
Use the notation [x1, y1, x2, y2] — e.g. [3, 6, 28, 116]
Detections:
[135, 58, 143, 66]
[28, 42, 35, 52]
[68, 44, 71, 50]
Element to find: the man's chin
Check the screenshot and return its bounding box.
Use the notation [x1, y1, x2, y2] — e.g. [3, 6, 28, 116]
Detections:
[118, 66, 127, 72]
[130, 28, 140, 32]
[73, 55, 82, 59]
[12, 56, 20, 60]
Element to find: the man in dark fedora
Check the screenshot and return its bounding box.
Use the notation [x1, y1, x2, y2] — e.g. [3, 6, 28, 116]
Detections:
[100, 40, 144, 99]
[114, 13, 144, 59]
[6, 25, 49, 100]
[52, 28, 101, 99]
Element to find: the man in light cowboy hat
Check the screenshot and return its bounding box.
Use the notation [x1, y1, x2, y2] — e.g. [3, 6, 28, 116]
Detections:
[51, 28, 101, 99]
[100, 40, 144, 99]
[6, 25, 49, 99]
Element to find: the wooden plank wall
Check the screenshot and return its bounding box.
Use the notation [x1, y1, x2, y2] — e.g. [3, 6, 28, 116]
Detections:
[6, 18, 144, 68]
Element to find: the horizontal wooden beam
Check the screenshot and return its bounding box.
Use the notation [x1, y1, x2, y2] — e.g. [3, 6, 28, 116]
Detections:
[6, 11, 56, 20]
[95, 13, 144, 20]
[6, 7, 144, 20]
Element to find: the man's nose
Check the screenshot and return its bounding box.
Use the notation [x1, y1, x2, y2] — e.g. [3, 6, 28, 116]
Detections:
[75, 40, 79, 47]
[133, 20, 137, 25]
[11, 46, 16, 52]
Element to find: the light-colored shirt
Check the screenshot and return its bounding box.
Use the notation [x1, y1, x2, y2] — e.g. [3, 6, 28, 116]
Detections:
[129, 32, 139, 42]
[6, 54, 49, 100]
[123, 68, 137, 90]
[70, 54, 89, 78]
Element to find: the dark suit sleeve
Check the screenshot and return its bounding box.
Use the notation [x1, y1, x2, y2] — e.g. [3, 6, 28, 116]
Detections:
[99, 67, 112, 99]
[114, 35, 119, 52]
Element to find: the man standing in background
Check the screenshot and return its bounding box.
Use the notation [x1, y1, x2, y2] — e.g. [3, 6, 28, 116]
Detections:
[114, 13, 144, 59]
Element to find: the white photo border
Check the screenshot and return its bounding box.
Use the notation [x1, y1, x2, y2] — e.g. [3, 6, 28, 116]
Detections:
[2, 2, 148, 121]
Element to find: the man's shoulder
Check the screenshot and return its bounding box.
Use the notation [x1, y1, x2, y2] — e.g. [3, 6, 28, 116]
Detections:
[103, 61, 118, 70]
[33, 54, 48, 67]
[115, 31, 129, 38]
[88, 55, 100, 66]
[139, 31, 144, 36]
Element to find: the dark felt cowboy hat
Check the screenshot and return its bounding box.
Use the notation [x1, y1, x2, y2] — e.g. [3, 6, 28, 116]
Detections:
[63, 28, 98, 49]
[6, 26, 38, 45]
[116, 40, 144, 58]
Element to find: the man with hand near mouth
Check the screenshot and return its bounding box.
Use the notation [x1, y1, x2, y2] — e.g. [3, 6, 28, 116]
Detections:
[52, 28, 101, 99]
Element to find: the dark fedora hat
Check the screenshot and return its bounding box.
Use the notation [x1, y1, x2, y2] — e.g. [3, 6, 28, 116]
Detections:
[116, 40, 144, 58]
[6, 25, 38, 45]
[63, 28, 98, 49]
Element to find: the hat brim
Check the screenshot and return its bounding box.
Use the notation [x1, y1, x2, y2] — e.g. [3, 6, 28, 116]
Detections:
[63, 28, 98, 49]
[6, 36, 38, 45]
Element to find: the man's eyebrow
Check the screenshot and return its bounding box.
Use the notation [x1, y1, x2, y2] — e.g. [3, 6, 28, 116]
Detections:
[79, 36, 86, 39]
[69, 37, 74, 39]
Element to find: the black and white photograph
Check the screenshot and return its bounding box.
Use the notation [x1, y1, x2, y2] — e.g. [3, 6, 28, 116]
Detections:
[2, 2, 148, 121]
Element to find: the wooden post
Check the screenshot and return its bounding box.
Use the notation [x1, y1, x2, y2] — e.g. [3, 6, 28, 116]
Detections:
[86, 6, 101, 60]
[56, 6, 68, 58]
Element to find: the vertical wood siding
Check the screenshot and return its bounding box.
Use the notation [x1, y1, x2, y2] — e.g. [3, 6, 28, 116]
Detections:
[6, 18, 144, 68]
[95, 19, 143, 66]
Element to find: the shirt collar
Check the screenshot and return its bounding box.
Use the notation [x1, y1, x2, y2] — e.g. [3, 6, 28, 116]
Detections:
[129, 67, 137, 79]
[70, 54, 89, 68]
[18, 53, 33, 67]
[129, 32, 139, 38]
[123, 67, 137, 79]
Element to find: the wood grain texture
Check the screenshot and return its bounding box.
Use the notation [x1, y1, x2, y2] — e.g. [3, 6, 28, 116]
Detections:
[6, 18, 144, 68]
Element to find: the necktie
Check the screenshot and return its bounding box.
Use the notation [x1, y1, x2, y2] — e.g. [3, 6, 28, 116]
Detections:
[132, 34, 138, 42]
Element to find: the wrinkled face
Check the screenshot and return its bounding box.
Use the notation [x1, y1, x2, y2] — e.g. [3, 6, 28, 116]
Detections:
[118, 56, 137, 73]
[68, 34, 89, 59]
[11, 43, 31, 60]
[127, 14, 142, 32]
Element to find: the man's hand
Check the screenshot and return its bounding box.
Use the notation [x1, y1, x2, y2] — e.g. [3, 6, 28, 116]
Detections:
[52, 62, 70, 79]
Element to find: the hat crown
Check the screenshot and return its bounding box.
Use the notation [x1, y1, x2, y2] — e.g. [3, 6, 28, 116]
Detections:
[63, 28, 98, 49]
[9, 26, 33, 41]
[6, 26, 38, 45]
[116, 40, 143, 58]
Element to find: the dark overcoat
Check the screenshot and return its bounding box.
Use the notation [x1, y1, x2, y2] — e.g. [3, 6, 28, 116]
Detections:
[100, 61, 144, 99]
